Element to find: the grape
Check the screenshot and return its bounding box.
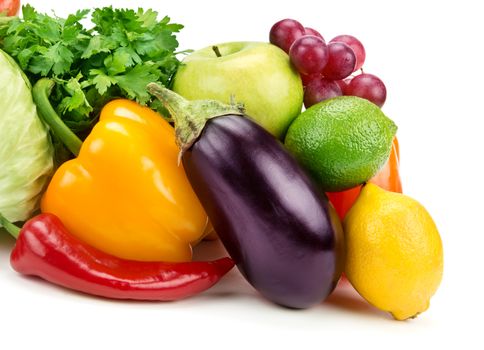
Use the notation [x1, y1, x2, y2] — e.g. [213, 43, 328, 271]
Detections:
[321, 42, 356, 80]
[345, 73, 386, 107]
[289, 36, 329, 75]
[270, 19, 305, 53]
[303, 76, 342, 108]
[301, 73, 320, 87]
[304, 27, 325, 42]
[330, 35, 366, 71]
[335, 78, 351, 94]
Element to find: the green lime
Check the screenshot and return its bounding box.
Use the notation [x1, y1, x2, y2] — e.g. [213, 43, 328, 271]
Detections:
[284, 96, 397, 192]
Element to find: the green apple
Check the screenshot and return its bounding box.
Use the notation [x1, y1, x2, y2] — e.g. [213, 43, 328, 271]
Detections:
[172, 42, 303, 139]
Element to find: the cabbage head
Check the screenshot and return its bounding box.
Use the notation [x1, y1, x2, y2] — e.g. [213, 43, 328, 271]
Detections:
[0, 49, 54, 225]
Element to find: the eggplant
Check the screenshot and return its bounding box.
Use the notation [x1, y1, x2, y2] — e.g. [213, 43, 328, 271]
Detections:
[148, 84, 345, 309]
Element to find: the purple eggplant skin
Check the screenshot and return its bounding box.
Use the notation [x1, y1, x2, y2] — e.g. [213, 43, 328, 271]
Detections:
[182, 114, 345, 309]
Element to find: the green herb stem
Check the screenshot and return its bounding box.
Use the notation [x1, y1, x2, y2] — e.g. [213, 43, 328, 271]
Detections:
[0, 213, 21, 240]
[1, 6, 184, 130]
[0, 15, 16, 29]
[32, 78, 82, 156]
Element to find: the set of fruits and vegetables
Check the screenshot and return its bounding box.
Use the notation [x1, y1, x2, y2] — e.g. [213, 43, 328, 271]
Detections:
[0, 3, 443, 321]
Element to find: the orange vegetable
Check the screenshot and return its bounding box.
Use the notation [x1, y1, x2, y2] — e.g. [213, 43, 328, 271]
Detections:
[0, 0, 20, 16]
[41, 99, 209, 262]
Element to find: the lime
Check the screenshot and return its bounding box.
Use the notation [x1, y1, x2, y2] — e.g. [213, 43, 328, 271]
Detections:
[284, 96, 397, 191]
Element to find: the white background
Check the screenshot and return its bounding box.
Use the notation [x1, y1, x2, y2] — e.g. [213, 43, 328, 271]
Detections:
[1, 0, 482, 348]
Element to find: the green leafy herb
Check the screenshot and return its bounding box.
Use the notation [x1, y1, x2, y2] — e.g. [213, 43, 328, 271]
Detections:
[0, 5, 183, 135]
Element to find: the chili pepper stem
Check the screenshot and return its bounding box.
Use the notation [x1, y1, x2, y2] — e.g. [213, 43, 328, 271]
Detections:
[147, 83, 244, 159]
[0, 213, 20, 239]
[32, 78, 83, 156]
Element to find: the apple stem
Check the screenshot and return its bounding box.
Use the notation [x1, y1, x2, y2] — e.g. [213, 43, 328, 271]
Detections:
[212, 45, 222, 57]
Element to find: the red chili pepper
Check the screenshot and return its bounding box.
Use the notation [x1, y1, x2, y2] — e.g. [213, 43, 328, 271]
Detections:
[0, 213, 234, 301]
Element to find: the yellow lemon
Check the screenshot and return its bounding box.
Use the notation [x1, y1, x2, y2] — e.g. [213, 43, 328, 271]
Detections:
[344, 183, 443, 320]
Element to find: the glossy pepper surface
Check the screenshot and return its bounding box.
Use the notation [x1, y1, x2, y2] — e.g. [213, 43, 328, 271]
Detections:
[0, 213, 234, 300]
[327, 137, 402, 220]
[41, 99, 208, 262]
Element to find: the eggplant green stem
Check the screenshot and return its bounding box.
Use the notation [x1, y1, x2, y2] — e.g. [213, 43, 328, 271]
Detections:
[147, 83, 244, 161]
[0, 213, 20, 240]
[32, 78, 82, 156]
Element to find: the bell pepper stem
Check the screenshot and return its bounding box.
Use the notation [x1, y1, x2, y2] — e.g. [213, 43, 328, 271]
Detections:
[0, 213, 20, 240]
[32, 78, 82, 156]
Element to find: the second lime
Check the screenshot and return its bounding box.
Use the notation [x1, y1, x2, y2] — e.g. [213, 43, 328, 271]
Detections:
[284, 96, 397, 192]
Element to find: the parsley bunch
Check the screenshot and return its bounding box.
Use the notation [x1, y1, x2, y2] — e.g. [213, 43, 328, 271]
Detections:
[0, 5, 184, 134]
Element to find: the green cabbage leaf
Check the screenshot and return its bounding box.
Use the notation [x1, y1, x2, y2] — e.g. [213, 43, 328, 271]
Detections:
[0, 49, 54, 225]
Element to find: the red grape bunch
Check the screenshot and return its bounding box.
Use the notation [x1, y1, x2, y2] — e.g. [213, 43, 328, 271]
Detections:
[269, 19, 387, 108]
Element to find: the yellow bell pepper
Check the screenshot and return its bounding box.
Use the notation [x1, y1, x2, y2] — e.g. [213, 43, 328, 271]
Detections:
[41, 99, 208, 262]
